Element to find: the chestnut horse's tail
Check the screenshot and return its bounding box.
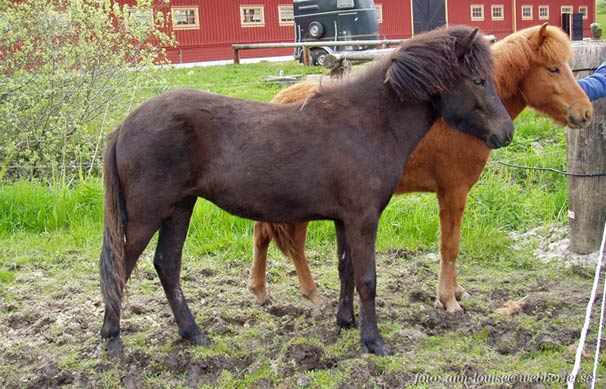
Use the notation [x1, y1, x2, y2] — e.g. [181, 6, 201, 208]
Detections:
[99, 129, 126, 318]
[260, 222, 299, 259]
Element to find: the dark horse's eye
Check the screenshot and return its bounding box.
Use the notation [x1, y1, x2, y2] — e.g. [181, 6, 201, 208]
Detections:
[547, 66, 560, 74]
[473, 78, 485, 86]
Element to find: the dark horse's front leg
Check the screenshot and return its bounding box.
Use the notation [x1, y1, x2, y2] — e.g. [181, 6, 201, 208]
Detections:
[339, 217, 388, 356]
[335, 221, 356, 328]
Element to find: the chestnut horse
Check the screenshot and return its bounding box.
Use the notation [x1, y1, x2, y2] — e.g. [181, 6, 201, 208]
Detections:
[248, 24, 592, 312]
[99, 26, 514, 356]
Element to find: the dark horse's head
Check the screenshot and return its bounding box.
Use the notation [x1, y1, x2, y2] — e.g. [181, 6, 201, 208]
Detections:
[386, 26, 514, 149]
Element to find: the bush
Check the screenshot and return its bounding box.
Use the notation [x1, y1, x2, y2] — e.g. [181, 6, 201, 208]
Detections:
[0, 0, 174, 181]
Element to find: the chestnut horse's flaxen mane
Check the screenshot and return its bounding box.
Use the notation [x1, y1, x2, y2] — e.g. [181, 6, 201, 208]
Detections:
[311, 26, 494, 103]
[493, 24, 573, 100]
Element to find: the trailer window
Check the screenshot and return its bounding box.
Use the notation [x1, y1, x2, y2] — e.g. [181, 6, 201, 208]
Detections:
[337, 0, 355, 9]
[241, 6, 265, 27]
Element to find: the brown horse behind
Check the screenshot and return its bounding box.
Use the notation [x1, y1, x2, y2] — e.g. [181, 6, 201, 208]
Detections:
[248, 23, 592, 312]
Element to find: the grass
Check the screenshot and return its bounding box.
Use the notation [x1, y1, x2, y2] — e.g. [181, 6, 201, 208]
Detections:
[0, 60, 600, 387]
[597, 0, 605, 38]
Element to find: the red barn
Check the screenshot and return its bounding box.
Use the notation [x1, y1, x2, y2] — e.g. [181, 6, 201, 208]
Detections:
[118, 0, 596, 64]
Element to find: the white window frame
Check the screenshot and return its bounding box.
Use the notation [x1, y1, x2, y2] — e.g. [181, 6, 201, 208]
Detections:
[127, 7, 153, 30]
[278, 5, 294, 26]
[240, 5, 265, 27]
[171, 7, 199, 30]
[561, 5, 573, 15]
[375, 4, 383, 23]
[491, 5, 504, 21]
[471, 5, 484, 21]
[579, 6, 588, 19]
[538, 5, 549, 20]
[521, 5, 533, 20]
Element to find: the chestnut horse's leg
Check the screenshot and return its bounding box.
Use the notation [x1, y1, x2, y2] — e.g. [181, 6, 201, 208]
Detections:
[154, 199, 210, 346]
[248, 222, 272, 305]
[249, 222, 324, 306]
[435, 189, 469, 313]
[335, 220, 356, 329]
[274, 223, 324, 306]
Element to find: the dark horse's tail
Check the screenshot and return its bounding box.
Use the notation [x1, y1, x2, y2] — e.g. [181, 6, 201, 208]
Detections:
[99, 128, 126, 320]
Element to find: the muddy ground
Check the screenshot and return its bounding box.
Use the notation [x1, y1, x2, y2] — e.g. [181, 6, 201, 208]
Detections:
[0, 225, 604, 388]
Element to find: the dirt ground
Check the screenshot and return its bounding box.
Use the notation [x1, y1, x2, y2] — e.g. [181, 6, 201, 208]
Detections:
[0, 225, 603, 388]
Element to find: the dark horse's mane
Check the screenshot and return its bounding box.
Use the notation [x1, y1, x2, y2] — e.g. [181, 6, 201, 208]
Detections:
[315, 26, 494, 103]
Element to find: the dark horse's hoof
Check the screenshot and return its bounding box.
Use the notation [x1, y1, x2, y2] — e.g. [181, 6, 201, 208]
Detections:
[336, 315, 357, 329]
[105, 336, 124, 357]
[192, 333, 212, 347]
[361, 339, 391, 356]
[181, 330, 211, 347]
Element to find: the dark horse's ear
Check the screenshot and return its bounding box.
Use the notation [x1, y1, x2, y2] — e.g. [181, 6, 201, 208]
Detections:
[528, 22, 549, 50]
[455, 27, 479, 60]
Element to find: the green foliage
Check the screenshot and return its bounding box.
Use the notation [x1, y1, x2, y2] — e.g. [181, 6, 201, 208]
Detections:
[0, 0, 174, 181]
[0, 178, 102, 233]
[597, 1, 606, 38]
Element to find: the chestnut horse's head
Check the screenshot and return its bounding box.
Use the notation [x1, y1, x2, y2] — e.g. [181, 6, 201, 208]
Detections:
[385, 25, 514, 149]
[494, 23, 592, 128]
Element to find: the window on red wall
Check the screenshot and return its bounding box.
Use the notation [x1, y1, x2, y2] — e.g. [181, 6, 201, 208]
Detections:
[491, 5, 504, 21]
[471, 5, 484, 21]
[172, 7, 199, 30]
[278, 5, 294, 26]
[521, 5, 532, 20]
[375, 4, 383, 23]
[579, 6, 588, 19]
[538, 5, 549, 20]
[127, 8, 152, 29]
[241, 6, 265, 27]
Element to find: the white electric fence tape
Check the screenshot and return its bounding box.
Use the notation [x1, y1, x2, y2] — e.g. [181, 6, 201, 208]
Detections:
[568, 221, 606, 389]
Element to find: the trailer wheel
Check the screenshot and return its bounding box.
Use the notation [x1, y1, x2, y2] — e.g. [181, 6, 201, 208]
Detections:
[311, 48, 329, 67]
[308, 21, 324, 38]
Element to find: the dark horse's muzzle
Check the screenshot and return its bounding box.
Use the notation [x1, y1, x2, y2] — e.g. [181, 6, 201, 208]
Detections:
[485, 120, 515, 149]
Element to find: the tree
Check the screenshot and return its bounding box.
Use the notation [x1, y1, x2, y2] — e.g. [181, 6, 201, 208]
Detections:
[0, 0, 174, 181]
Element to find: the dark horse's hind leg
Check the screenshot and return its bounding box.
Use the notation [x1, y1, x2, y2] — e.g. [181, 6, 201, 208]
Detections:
[154, 199, 210, 346]
[101, 221, 160, 356]
[335, 220, 356, 329]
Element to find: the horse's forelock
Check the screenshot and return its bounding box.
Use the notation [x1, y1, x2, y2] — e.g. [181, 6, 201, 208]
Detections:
[462, 37, 494, 78]
[386, 29, 459, 101]
[386, 27, 493, 102]
[493, 25, 572, 100]
[533, 26, 574, 64]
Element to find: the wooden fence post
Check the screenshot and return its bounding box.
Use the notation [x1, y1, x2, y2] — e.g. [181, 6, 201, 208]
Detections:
[567, 41, 606, 254]
[302, 47, 311, 66]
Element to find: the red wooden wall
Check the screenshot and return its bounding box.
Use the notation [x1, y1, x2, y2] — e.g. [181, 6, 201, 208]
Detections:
[162, 0, 295, 63]
[116, 0, 596, 64]
[447, 1, 514, 39]
[375, 1, 412, 39]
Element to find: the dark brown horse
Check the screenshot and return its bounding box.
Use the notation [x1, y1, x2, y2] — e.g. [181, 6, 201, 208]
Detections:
[248, 24, 593, 312]
[99, 26, 514, 356]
